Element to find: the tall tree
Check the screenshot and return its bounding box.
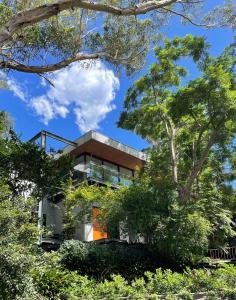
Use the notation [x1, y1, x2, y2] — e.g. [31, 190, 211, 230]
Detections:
[118, 35, 236, 203]
[0, 1, 235, 76]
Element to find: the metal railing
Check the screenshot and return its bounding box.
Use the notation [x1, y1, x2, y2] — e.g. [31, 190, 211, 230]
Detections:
[208, 246, 236, 260]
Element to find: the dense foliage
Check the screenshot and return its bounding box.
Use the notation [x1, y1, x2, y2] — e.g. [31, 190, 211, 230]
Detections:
[0, 1, 235, 76]
[62, 178, 235, 265]
[22, 259, 236, 299]
[0, 112, 72, 299]
[0, 111, 73, 199]
[0, 33, 236, 298]
[59, 240, 169, 280]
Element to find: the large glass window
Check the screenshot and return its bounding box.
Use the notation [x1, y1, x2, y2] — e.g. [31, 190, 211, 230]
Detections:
[90, 157, 102, 165]
[75, 154, 134, 186]
[103, 161, 119, 184]
[88, 156, 103, 181]
[119, 166, 133, 186]
[119, 166, 133, 178]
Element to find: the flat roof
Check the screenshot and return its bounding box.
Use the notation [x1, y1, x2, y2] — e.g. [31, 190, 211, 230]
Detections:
[62, 131, 147, 169]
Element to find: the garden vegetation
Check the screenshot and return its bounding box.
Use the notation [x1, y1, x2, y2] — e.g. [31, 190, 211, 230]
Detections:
[0, 33, 236, 299]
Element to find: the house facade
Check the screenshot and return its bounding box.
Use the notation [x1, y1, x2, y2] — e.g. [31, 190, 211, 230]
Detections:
[31, 130, 147, 246]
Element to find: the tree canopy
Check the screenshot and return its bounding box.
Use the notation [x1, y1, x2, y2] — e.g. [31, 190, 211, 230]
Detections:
[0, 0, 235, 76]
[118, 35, 236, 203]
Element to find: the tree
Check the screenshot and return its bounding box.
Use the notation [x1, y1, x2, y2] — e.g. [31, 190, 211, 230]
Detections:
[0, 1, 234, 77]
[0, 111, 73, 200]
[0, 180, 41, 299]
[60, 177, 234, 264]
[118, 35, 236, 203]
[0, 112, 74, 298]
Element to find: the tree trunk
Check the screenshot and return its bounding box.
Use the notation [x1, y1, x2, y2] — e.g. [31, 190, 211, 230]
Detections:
[170, 126, 178, 185]
[179, 129, 217, 203]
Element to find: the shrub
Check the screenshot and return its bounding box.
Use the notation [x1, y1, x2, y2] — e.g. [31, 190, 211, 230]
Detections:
[31, 251, 71, 299]
[0, 245, 39, 300]
[29, 263, 236, 299]
[59, 240, 161, 280]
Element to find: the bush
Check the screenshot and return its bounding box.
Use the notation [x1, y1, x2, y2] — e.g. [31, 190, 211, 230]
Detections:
[31, 251, 71, 299]
[29, 262, 236, 299]
[59, 240, 163, 280]
[63, 265, 236, 299]
[0, 245, 39, 300]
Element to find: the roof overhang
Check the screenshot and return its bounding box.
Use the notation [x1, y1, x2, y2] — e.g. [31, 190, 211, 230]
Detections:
[63, 131, 147, 170]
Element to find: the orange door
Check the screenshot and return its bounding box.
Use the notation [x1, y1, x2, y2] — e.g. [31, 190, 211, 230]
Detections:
[92, 207, 108, 240]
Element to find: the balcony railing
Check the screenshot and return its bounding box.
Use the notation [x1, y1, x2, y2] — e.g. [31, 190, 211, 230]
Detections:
[85, 162, 133, 187]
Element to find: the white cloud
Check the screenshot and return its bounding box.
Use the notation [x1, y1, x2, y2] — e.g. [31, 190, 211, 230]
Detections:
[7, 78, 27, 102]
[30, 60, 119, 132]
[30, 95, 69, 125]
[0, 71, 27, 102]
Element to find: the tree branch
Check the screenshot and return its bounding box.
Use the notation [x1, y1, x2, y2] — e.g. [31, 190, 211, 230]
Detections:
[161, 7, 212, 27]
[0, 0, 179, 46]
[180, 129, 218, 202]
[0, 45, 147, 73]
[0, 52, 107, 73]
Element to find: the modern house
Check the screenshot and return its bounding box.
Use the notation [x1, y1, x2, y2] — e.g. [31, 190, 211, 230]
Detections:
[30, 130, 147, 247]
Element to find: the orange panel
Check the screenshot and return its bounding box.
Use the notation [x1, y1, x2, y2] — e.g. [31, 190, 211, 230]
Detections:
[93, 207, 108, 240]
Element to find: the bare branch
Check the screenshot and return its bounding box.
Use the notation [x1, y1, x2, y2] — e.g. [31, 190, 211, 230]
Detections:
[0, 52, 106, 73]
[0, 48, 142, 73]
[161, 7, 212, 27]
[38, 74, 55, 87]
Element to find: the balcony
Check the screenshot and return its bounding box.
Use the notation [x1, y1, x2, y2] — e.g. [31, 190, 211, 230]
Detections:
[73, 161, 133, 187]
[89, 161, 133, 187]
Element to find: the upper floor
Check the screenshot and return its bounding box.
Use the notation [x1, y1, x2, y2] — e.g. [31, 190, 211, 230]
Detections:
[67, 131, 147, 187]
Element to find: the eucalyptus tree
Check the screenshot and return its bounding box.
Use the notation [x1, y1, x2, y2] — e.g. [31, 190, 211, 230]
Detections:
[0, 0, 234, 77]
[118, 35, 236, 203]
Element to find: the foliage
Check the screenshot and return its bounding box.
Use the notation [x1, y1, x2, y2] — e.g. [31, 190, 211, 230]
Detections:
[203, 0, 236, 29]
[0, 179, 40, 299]
[29, 264, 236, 299]
[0, 1, 234, 75]
[0, 111, 73, 199]
[0, 111, 73, 299]
[31, 251, 71, 299]
[59, 240, 164, 280]
[118, 35, 236, 204]
[62, 172, 235, 264]
[99, 183, 215, 264]
[62, 181, 105, 238]
[0, 245, 39, 300]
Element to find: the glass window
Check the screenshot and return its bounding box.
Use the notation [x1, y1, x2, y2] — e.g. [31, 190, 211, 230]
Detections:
[103, 161, 118, 184]
[74, 155, 85, 171]
[88, 156, 103, 180]
[119, 167, 133, 186]
[103, 161, 118, 171]
[119, 167, 133, 178]
[90, 156, 102, 165]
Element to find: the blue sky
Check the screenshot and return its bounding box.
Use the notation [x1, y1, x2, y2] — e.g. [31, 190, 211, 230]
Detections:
[0, 0, 234, 151]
